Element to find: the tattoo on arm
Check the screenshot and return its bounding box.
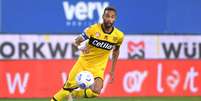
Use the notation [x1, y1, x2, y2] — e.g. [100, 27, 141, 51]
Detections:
[112, 46, 120, 59]
[111, 46, 120, 73]
[74, 35, 84, 46]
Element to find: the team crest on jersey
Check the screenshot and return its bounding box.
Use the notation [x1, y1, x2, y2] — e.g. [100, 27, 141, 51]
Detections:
[113, 36, 118, 42]
[95, 32, 100, 37]
[89, 37, 114, 50]
[104, 35, 108, 40]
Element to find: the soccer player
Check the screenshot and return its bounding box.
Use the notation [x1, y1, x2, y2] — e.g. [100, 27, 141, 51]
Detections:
[51, 6, 124, 101]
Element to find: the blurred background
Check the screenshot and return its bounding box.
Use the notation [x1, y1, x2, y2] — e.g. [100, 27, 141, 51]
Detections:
[0, 0, 201, 101]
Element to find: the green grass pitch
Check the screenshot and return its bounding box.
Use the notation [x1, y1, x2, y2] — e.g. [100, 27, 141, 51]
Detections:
[0, 97, 201, 101]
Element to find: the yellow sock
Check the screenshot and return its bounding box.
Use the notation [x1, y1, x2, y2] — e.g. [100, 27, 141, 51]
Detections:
[85, 88, 99, 98]
[71, 89, 85, 98]
[51, 88, 70, 101]
[72, 88, 99, 98]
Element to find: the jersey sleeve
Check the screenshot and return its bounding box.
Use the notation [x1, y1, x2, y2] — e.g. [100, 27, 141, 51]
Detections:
[116, 33, 124, 46]
[81, 26, 93, 40]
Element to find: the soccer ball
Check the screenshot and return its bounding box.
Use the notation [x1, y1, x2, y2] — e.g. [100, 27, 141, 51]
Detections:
[76, 71, 94, 89]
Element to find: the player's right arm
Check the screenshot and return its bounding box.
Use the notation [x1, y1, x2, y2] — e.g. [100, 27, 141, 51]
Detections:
[74, 27, 92, 50]
[74, 35, 85, 47]
[74, 26, 92, 46]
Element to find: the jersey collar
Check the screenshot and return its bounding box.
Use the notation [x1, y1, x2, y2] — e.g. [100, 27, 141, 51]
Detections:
[101, 24, 114, 34]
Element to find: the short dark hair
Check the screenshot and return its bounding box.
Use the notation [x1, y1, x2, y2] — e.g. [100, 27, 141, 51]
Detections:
[103, 6, 117, 15]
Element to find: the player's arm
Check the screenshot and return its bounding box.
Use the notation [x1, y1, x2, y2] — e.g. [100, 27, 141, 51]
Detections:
[110, 32, 124, 83]
[74, 32, 90, 50]
[109, 45, 120, 83]
[74, 35, 85, 47]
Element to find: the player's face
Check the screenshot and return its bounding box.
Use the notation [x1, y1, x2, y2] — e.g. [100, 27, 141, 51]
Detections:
[102, 10, 116, 28]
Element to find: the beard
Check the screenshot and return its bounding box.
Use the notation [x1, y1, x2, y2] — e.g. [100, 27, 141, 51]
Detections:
[103, 22, 114, 29]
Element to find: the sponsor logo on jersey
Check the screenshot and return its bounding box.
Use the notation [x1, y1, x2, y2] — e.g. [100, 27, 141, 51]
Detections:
[89, 37, 114, 50]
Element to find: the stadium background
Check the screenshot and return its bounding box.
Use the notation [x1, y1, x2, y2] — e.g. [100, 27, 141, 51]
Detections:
[0, 0, 201, 101]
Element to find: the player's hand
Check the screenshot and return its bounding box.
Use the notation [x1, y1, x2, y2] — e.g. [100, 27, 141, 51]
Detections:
[81, 47, 89, 54]
[78, 39, 89, 50]
[78, 39, 89, 53]
[109, 71, 115, 84]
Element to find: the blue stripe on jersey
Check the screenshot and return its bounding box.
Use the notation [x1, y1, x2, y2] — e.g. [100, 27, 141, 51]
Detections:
[81, 32, 89, 40]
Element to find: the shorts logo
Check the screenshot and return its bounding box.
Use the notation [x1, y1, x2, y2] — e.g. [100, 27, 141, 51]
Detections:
[89, 37, 114, 50]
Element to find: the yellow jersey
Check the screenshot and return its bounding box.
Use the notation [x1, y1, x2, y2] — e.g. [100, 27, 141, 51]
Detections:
[78, 23, 124, 77]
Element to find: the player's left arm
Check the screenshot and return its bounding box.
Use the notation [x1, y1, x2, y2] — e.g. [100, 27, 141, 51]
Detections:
[109, 32, 124, 83]
[109, 45, 120, 83]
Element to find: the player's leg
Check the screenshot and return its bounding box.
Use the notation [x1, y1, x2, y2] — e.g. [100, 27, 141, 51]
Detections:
[51, 61, 82, 101]
[68, 93, 73, 101]
[72, 77, 103, 98]
[85, 77, 103, 98]
[51, 88, 71, 101]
